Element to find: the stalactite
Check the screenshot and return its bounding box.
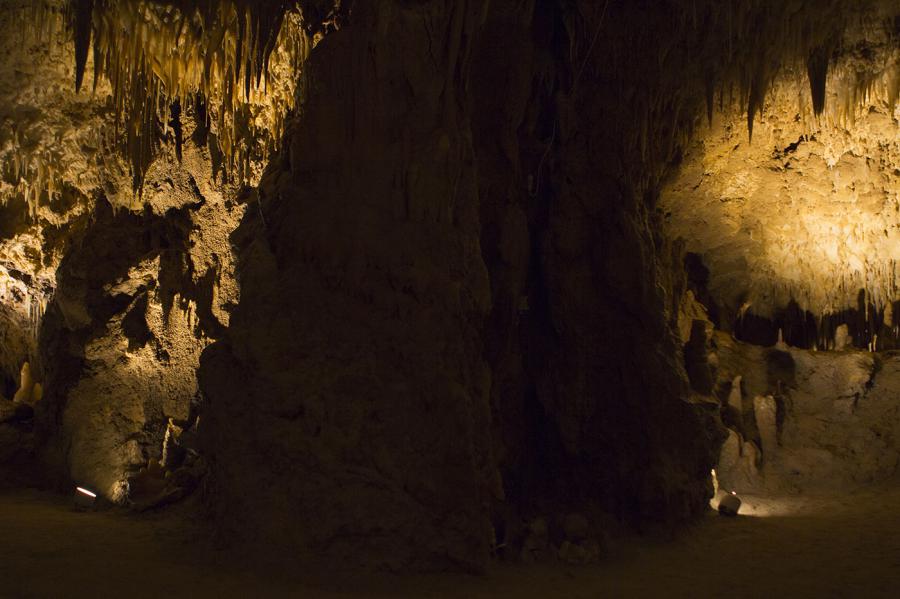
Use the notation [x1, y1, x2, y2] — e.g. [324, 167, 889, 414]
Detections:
[71, 0, 92, 93]
[806, 44, 831, 116]
[705, 72, 716, 126]
[2, 1, 314, 213]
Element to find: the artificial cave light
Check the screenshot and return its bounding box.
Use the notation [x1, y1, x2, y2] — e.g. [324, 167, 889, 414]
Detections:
[74, 486, 97, 509]
[75, 486, 96, 498]
[717, 490, 742, 517]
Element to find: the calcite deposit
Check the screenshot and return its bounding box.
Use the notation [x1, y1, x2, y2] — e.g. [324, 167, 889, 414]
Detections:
[2, 0, 900, 577]
[662, 11, 900, 347]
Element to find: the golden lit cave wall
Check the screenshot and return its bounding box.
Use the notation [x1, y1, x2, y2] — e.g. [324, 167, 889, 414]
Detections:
[0, 0, 312, 216]
[0, 0, 312, 439]
[662, 40, 900, 349]
[0, 0, 314, 500]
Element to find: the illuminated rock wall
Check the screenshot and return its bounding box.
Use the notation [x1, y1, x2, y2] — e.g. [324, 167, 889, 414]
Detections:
[713, 332, 900, 493]
[40, 147, 245, 499]
[0, 0, 260, 494]
[662, 13, 900, 348]
[2, 0, 900, 575]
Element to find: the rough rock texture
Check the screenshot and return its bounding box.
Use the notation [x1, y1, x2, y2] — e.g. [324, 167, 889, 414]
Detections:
[713, 332, 900, 493]
[661, 14, 900, 341]
[4, 0, 900, 576]
[0, 0, 274, 495]
[39, 140, 245, 498]
[200, 1, 497, 571]
[199, 0, 885, 569]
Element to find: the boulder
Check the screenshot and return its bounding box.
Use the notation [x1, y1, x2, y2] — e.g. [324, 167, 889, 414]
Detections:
[718, 492, 741, 516]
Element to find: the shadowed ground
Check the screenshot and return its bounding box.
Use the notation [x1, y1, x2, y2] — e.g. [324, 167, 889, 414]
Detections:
[2, 487, 900, 598]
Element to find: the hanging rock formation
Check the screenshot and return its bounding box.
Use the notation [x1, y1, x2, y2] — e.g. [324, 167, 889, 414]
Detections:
[1, 0, 900, 575]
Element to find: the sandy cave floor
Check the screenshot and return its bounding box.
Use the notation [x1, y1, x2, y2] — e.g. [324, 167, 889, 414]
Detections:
[2, 487, 900, 598]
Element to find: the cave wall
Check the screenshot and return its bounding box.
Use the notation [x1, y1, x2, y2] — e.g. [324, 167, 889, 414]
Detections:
[713, 333, 900, 493]
[198, 0, 870, 569]
[2, 0, 900, 575]
[37, 129, 246, 498]
[661, 13, 900, 343]
[200, 1, 498, 571]
[0, 0, 280, 492]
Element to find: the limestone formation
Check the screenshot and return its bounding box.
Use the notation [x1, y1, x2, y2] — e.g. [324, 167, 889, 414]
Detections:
[727, 376, 743, 425]
[11, 362, 32, 404]
[661, 10, 900, 346]
[835, 324, 851, 351]
[753, 395, 779, 458]
[2, 0, 900, 577]
[714, 331, 900, 492]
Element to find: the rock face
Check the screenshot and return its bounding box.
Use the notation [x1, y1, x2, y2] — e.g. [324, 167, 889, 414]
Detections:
[714, 332, 900, 492]
[194, 0, 900, 572]
[198, 0, 763, 569]
[3, 0, 900, 576]
[661, 12, 900, 344]
[39, 157, 244, 497]
[0, 0, 261, 494]
[200, 2, 497, 571]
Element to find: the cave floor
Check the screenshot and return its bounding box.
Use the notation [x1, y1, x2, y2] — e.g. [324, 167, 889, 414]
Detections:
[2, 487, 900, 598]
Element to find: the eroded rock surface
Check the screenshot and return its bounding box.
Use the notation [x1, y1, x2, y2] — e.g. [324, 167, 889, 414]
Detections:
[3, 0, 900, 576]
[662, 12, 900, 341]
[714, 332, 900, 492]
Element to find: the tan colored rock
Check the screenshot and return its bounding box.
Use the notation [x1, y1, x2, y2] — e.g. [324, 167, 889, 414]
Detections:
[727, 375, 743, 422]
[717, 427, 763, 493]
[12, 362, 33, 404]
[754, 395, 778, 458]
[835, 324, 851, 351]
[661, 27, 900, 324]
[678, 290, 710, 344]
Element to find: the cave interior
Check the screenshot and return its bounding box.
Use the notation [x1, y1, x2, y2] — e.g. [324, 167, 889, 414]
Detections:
[2, 0, 900, 596]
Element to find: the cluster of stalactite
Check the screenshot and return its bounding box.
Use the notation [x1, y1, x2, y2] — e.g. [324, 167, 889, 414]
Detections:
[560, 0, 900, 215]
[1, 0, 314, 215]
[730, 295, 900, 351]
[67, 0, 313, 191]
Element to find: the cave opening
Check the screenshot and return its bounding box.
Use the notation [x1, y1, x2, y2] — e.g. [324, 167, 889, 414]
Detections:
[2, 0, 900, 596]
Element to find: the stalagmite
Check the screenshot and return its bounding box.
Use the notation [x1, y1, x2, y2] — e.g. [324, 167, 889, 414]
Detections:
[12, 362, 34, 405]
[727, 375, 743, 423]
[775, 328, 787, 349]
[835, 324, 850, 351]
[753, 395, 778, 458]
